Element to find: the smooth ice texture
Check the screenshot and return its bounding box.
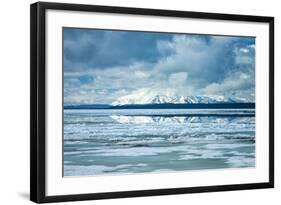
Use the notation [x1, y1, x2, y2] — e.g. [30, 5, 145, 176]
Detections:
[64, 109, 255, 177]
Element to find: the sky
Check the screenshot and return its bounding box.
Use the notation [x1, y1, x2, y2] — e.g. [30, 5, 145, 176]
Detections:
[64, 28, 255, 105]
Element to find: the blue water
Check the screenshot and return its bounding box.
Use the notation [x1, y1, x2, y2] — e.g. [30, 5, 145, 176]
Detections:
[63, 109, 255, 177]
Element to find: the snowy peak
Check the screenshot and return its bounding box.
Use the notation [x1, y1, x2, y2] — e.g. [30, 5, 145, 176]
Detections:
[150, 95, 186, 104]
[111, 94, 246, 106]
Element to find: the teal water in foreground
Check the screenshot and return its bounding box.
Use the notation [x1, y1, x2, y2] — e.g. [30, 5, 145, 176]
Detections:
[63, 109, 255, 177]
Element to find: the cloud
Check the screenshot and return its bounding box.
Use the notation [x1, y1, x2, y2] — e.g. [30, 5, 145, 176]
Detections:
[234, 44, 255, 66]
[64, 28, 172, 71]
[153, 35, 238, 87]
[168, 72, 188, 86]
[63, 30, 255, 104]
[207, 73, 252, 92]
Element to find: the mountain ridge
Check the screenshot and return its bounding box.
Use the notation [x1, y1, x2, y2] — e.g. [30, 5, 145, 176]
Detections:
[64, 103, 255, 110]
[111, 94, 248, 106]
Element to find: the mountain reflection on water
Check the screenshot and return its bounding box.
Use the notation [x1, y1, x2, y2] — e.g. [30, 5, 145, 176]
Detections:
[64, 109, 255, 176]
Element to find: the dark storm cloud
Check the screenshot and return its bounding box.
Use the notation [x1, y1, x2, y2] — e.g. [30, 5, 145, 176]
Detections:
[64, 28, 173, 70]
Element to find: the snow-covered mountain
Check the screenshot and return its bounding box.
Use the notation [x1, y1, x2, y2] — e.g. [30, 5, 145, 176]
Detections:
[111, 94, 246, 106]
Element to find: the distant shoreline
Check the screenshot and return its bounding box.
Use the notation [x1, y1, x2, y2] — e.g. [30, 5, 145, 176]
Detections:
[64, 103, 255, 110]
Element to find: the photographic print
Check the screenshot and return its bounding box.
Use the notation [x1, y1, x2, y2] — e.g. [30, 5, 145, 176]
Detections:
[63, 28, 256, 177]
[31, 2, 274, 202]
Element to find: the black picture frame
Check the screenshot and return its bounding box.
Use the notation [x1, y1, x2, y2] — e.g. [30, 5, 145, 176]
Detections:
[30, 1, 274, 203]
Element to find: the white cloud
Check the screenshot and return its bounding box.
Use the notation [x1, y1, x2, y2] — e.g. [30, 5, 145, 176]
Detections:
[64, 35, 255, 104]
[168, 72, 188, 86]
[203, 72, 255, 101]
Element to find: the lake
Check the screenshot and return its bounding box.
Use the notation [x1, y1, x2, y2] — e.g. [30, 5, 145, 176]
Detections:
[64, 109, 255, 177]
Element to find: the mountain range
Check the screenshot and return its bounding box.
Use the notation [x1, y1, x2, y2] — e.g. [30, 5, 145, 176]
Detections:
[111, 94, 247, 106]
[64, 94, 254, 109]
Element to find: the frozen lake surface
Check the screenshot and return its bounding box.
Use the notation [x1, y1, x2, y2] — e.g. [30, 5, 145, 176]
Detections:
[64, 109, 255, 176]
